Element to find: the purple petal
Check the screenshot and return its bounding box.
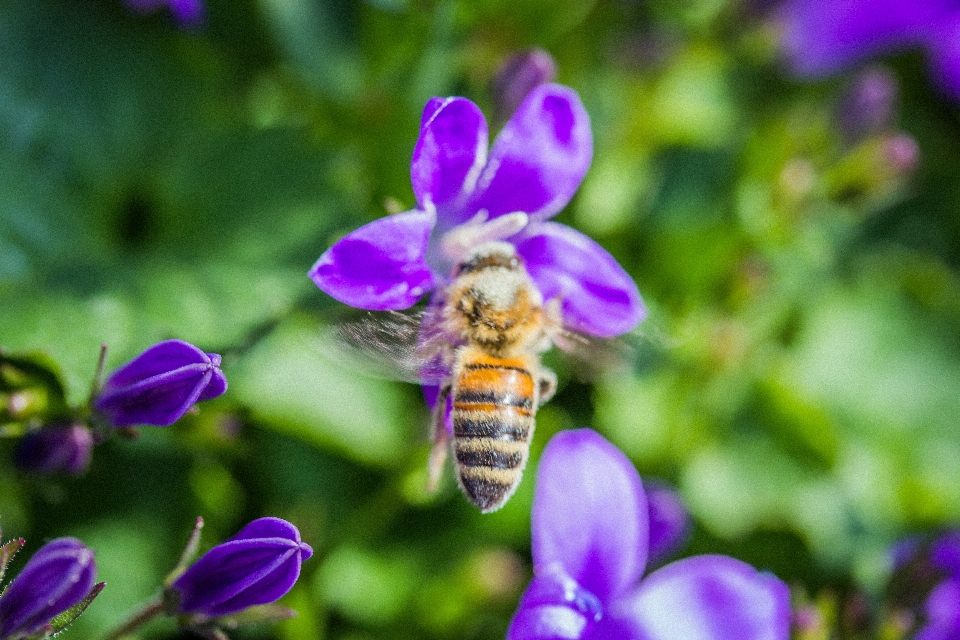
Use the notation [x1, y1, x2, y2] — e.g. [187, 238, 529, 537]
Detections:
[0, 538, 96, 639]
[95, 340, 225, 427]
[198, 363, 227, 402]
[645, 481, 691, 567]
[926, 18, 960, 101]
[514, 223, 645, 337]
[308, 209, 436, 310]
[932, 531, 960, 575]
[492, 49, 558, 122]
[778, 0, 944, 76]
[533, 429, 647, 604]
[507, 565, 603, 640]
[465, 84, 592, 224]
[172, 518, 312, 617]
[613, 555, 791, 640]
[915, 577, 960, 640]
[411, 98, 489, 217]
[167, 0, 204, 25]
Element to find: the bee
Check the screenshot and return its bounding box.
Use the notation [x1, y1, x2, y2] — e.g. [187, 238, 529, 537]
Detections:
[332, 238, 561, 512]
[425, 240, 559, 513]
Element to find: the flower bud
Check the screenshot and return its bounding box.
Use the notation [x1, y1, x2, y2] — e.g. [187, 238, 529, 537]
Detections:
[645, 479, 691, 565]
[491, 48, 557, 123]
[14, 424, 93, 476]
[94, 340, 227, 428]
[0, 538, 96, 640]
[170, 517, 313, 618]
[124, 0, 205, 27]
[835, 68, 898, 145]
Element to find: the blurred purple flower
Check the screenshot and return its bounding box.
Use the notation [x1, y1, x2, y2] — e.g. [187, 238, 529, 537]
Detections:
[777, 0, 960, 99]
[14, 423, 93, 476]
[124, 0, 204, 27]
[835, 68, 899, 144]
[94, 339, 227, 428]
[645, 480, 691, 566]
[0, 538, 97, 640]
[915, 531, 960, 640]
[492, 49, 558, 123]
[507, 429, 790, 640]
[309, 84, 644, 338]
[171, 517, 313, 617]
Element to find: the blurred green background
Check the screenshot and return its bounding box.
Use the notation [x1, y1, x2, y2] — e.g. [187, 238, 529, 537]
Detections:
[2, 0, 960, 637]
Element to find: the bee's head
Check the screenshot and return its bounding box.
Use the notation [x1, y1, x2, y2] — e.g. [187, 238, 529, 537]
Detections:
[453, 242, 520, 277]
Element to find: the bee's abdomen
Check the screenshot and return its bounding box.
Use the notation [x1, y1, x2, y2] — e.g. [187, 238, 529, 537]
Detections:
[452, 359, 536, 513]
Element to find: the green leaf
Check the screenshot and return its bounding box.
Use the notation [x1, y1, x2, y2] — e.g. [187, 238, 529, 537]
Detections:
[0, 537, 24, 584]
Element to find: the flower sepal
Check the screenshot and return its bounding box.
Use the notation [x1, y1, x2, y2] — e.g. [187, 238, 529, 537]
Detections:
[34, 581, 106, 639]
[0, 538, 24, 584]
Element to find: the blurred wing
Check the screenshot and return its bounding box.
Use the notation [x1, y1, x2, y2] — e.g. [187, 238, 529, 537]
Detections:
[318, 310, 451, 385]
[548, 322, 668, 382]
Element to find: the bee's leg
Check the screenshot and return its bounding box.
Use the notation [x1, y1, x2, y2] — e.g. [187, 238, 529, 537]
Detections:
[427, 385, 452, 493]
[538, 367, 558, 405]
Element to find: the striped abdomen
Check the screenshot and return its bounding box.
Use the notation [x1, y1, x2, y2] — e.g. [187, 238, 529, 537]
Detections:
[451, 351, 536, 513]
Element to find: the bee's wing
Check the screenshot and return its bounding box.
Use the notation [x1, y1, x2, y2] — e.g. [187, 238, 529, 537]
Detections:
[548, 322, 668, 381]
[318, 310, 452, 385]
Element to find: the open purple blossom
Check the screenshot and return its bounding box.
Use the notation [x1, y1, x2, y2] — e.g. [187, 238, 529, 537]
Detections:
[123, 0, 204, 26]
[14, 423, 93, 476]
[309, 83, 644, 339]
[94, 339, 227, 428]
[0, 538, 97, 640]
[170, 517, 313, 618]
[508, 429, 790, 640]
[777, 0, 960, 100]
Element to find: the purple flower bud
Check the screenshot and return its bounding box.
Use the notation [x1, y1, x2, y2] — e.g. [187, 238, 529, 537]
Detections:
[0, 538, 96, 640]
[124, 0, 205, 27]
[645, 480, 691, 566]
[94, 340, 227, 428]
[14, 423, 94, 476]
[171, 518, 313, 618]
[491, 49, 558, 122]
[835, 68, 899, 145]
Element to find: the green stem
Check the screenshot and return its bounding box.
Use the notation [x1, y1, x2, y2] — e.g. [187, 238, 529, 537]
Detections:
[101, 598, 164, 640]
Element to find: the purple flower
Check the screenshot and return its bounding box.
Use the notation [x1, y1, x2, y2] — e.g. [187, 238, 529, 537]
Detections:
[508, 429, 790, 640]
[645, 480, 691, 566]
[170, 517, 313, 618]
[0, 538, 96, 640]
[309, 84, 644, 339]
[124, 0, 205, 26]
[914, 531, 960, 640]
[14, 423, 93, 476]
[94, 339, 227, 428]
[777, 0, 960, 99]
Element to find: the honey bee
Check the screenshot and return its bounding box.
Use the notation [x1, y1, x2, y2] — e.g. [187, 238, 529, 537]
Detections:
[333, 237, 561, 513]
[425, 240, 559, 513]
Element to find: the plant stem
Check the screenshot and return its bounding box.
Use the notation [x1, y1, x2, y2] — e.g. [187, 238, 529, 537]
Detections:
[102, 598, 165, 640]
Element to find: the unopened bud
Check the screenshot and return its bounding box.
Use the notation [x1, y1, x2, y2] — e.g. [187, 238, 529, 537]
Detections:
[491, 49, 557, 123]
[836, 68, 898, 145]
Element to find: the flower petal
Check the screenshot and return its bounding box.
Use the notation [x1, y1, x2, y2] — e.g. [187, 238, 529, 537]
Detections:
[915, 577, 960, 640]
[308, 209, 436, 310]
[932, 530, 960, 575]
[645, 481, 691, 567]
[613, 555, 791, 640]
[778, 0, 943, 76]
[514, 223, 645, 337]
[507, 565, 603, 640]
[926, 18, 960, 101]
[466, 84, 592, 224]
[533, 429, 647, 604]
[411, 98, 489, 217]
